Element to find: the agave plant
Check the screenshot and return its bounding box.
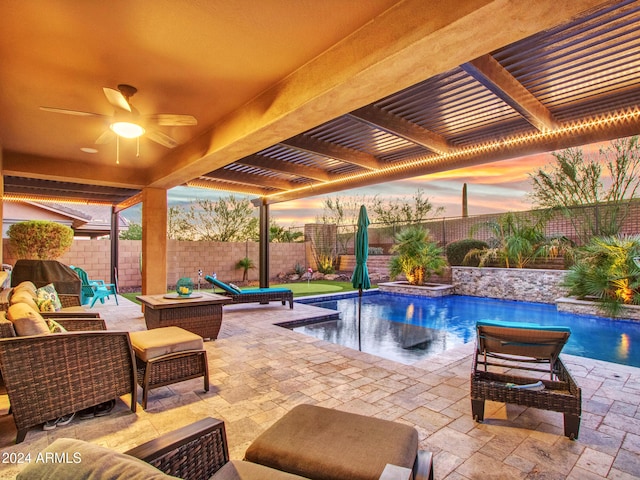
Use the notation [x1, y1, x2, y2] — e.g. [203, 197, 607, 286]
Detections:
[389, 226, 447, 285]
[563, 234, 640, 316]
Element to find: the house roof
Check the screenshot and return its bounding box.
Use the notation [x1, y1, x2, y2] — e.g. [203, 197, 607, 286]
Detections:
[1, 1, 638, 208]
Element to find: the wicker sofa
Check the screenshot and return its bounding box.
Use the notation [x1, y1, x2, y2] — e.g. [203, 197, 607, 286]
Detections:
[0, 311, 137, 443]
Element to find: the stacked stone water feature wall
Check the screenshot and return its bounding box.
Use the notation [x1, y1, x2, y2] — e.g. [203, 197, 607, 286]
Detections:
[452, 267, 568, 304]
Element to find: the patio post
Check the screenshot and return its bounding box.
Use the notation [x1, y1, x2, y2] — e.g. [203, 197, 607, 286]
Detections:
[259, 199, 269, 288]
[141, 188, 167, 295]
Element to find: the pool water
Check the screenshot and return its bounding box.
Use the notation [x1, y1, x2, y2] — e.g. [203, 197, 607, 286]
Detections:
[293, 293, 640, 367]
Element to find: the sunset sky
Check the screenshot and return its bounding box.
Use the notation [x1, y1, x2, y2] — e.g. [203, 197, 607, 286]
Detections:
[125, 141, 606, 226]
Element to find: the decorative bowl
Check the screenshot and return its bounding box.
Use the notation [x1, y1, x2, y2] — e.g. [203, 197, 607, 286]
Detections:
[176, 277, 194, 297]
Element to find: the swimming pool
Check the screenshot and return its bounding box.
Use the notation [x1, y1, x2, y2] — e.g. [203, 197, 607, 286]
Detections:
[293, 292, 640, 367]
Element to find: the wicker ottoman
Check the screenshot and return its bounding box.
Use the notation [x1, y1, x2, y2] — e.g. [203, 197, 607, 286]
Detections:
[245, 404, 433, 480]
[129, 326, 209, 409]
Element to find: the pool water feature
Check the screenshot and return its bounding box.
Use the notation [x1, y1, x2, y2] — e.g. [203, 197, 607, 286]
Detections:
[293, 292, 640, 367]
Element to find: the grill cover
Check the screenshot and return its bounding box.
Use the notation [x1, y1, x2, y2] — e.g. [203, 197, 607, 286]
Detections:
[10, 260, 81, 296]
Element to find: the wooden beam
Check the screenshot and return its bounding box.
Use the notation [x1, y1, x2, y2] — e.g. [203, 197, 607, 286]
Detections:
[461, 54, 560, 131]
[239, 155, 335, 182]
[186, 179, 272, 197]
[349, 106, 452, 154]
[201, 169, 298, 191]
[282, 137, 382, 171]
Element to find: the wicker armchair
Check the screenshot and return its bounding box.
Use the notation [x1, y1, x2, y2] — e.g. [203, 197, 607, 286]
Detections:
[0, 316, 137, 443]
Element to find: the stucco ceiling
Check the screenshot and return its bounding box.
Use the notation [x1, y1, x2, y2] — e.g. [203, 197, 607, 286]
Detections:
[1, 0, 638, 208]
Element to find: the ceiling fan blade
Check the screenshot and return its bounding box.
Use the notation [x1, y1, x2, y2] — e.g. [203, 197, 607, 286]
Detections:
[146, 130, 179, 148]
[146, 114, 198, 126]
[40, 106, 103, 117]
[95, 129, 116, 145]
[103, 87, 131, 112]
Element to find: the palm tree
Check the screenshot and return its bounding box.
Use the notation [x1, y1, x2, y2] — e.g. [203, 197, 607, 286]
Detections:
[389, 226, 447, 285]
[236, 257, 255, 282]
[563, 234, 640, 316]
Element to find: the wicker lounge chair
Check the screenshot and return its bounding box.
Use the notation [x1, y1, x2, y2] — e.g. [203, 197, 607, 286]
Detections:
[0, 314, 137, 443]
[471, 319, 582, 439]
[205, 275, 293, 309]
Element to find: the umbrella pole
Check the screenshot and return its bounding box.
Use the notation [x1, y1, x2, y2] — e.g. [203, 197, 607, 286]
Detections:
[358, 287, 362, 351]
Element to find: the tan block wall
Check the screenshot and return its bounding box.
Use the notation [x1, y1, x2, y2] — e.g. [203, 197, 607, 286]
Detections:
[2, 239, 306, 289]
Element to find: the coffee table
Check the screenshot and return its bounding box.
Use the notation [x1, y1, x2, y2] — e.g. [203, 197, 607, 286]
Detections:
[136, 292, 231, 340]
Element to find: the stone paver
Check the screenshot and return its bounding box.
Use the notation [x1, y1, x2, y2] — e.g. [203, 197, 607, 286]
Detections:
[0, 295, 639, 479]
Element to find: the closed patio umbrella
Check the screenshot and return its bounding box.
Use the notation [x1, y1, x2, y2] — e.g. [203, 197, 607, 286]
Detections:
[351, 205, 371, 350]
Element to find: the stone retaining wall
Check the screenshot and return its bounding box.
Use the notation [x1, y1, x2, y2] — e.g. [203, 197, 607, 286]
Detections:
[452, 266, 568, 304]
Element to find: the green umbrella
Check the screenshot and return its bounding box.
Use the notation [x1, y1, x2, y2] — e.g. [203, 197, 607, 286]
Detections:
[351, 205, 371, 350]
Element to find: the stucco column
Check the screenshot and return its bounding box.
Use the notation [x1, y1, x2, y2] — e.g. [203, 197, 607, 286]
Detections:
[141, 187, 167, 295]
[0, 147, 3, 265]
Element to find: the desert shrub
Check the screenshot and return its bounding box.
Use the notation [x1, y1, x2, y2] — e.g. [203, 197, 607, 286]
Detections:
[8, 220, 74, 260]
[446, 239, 489, 266]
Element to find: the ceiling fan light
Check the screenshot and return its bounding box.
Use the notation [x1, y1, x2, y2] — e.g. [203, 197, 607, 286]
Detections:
[110, 121, 145, 138]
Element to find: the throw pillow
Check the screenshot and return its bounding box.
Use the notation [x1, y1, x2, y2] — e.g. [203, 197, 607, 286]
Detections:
[228, 283, 242, 294]
[17, 438, 177, 480]
[13, 281, 37, 297]
[7, 303, 50, 336]
[46, 318, 68, 333]
[9, 289, 40, 311]
[36, 283, 63, 311]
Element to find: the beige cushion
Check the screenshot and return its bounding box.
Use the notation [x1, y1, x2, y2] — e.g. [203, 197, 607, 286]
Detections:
[9, 289, 39, 311]
[17, 438, 178, 479]
[14, 281, 37, 297]
[214, 460, 310, 480]
[129, 326, 204, 361]
[7, 303, 50, 336]
[245, 404, 419, 480]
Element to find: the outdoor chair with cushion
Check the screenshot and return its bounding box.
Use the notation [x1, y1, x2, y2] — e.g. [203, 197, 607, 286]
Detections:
[19, 412, 433, 480]
[0, 280, 91, 316]
[205, 275, 293, 309]
[470, 319, 582, 439]
[0, 305, 137, 443]
[72, 266, 118, 307]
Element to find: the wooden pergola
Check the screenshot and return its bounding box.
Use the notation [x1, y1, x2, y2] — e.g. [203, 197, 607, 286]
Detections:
[1, 0, 639, 293]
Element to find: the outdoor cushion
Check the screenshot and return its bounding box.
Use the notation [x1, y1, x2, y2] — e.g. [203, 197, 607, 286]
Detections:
[245, 404, 418, 480]
[17, 438, 177, 480]
[9, 289, 40, 311]
[6, 303, 50, 336]
[243, 288, 292, 294]
[13, 281, 37, 297]
[35, 283, 63, 311]
[208, 277, 242, 294]
[215, 460, 310, 480]
[129, 326, 204, 361]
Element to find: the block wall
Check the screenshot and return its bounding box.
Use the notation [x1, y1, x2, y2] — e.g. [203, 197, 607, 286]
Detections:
[2, 239, 306, 289]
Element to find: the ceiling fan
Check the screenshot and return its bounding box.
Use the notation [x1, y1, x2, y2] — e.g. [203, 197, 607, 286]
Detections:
[40, 84, 197, 149]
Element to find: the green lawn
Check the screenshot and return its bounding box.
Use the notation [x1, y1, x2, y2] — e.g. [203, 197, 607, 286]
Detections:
[121, 280, 366, 305]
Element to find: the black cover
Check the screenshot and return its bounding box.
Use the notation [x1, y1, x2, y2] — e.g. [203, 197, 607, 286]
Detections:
[10, 260, 81, 295]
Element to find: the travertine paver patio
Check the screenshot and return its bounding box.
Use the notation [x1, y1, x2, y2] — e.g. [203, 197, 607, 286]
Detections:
[0, 295, 639, 479]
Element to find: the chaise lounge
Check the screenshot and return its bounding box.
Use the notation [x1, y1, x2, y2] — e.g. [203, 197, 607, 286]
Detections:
[205, 275, 294, 309]
[470, 319, 582, 439]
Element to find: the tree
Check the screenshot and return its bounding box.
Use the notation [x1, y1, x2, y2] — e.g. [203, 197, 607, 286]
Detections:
[119, 222, 142, 240]
[465, 212, 567, 268]
[8, 220, 74, 260]
[236, 257, 255, 282]
[167, 195, 259, 241]
[269, 223, 304, 242]
[563, 234, 640, 316]
[388, 226, 447, 285]
[371, 189, 443, 228]
[318, 195, 369, 254]
[167, 205, 196, 240]
[528, 136, 640, 243]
